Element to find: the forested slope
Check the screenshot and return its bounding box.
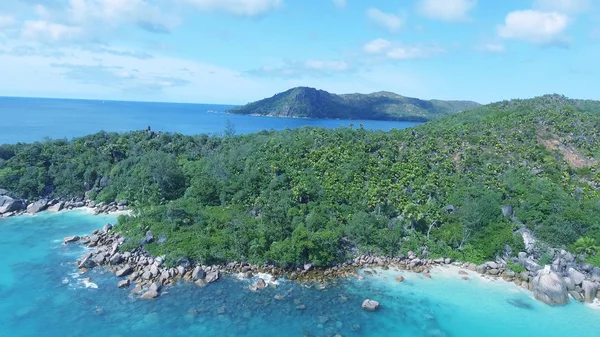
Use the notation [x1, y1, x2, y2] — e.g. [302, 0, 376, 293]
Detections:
[1, 94, 599, 267]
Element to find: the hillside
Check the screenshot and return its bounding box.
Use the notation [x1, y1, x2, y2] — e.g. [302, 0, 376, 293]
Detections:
[1, 94, 599, 268]
[227, 87, 480, 122]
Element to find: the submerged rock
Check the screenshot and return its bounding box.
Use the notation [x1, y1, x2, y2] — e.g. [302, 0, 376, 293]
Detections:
[532, 268, 568, 306]
[118, 279, 130, 288]
[63, 235, 80, 244]
[362, 299, 380, 311]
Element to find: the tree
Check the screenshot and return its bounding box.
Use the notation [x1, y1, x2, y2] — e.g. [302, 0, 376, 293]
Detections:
[573, 237, 599, 256]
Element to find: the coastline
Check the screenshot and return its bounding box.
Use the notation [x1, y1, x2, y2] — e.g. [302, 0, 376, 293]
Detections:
[3, 205, 600, 309]
[63, 224, 600, 308]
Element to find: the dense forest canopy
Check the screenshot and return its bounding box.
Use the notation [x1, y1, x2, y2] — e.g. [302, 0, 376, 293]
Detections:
[1, 94, 599, 267]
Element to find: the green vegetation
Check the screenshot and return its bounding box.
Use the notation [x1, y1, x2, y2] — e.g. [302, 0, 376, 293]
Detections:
[1, 94, 599, 268]
[228, 87, 480, 122]
[572, 237, 599, 256]
[507, 262, 526, 273]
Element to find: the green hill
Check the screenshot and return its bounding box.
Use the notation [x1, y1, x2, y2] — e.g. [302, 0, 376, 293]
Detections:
[227, 87, 481, 122]
[1, 94, 599, 267]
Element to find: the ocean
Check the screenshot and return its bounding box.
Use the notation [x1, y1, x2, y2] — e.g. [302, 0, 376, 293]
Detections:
[0, 97, 420, 144]
[0, 211, 599, 337]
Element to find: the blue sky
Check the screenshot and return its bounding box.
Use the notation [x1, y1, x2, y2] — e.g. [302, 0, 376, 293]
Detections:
[0, 0, 598, 104]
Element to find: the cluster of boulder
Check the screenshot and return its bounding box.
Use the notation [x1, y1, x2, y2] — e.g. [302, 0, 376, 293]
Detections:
[65, 219, 600, 307]
[68, 228, 293, 299]
[446, 250, 600, 306]
[0, 191, 127, 218]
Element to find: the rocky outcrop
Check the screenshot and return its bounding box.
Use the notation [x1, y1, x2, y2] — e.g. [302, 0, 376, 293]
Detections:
[140, 282, 161, 299]
[27, 199, 48, 214]
[47, 201, 64, 212]
[532, 267, 569, 306]
[582, 280, 598, 303]
[205, 271, 219, 283]
[362, 299, 380, 311]
[0, 195, 25, 215]
[63, 235, 80, 244]
[567, 268, 585, 286]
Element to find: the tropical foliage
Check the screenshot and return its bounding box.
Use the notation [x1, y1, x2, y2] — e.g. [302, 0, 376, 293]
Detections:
[1, 94, 599, 267]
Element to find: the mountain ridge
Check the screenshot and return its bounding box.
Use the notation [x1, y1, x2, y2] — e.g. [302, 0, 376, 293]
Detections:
[227, 87, 481, 122]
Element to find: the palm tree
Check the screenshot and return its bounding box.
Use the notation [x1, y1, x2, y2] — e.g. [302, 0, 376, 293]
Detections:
[573, 237, 599, 256]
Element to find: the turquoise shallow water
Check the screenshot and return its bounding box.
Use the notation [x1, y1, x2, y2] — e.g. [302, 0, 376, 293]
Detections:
[1, 212, 599, 337]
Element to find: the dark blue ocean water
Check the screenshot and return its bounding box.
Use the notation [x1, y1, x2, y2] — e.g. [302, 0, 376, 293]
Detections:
[0, 97, 420, 144]
[1, 211, 599, 337]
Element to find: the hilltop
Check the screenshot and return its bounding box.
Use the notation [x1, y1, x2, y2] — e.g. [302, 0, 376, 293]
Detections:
[1, 94, 599, 270]
[227, 87, 481, 122]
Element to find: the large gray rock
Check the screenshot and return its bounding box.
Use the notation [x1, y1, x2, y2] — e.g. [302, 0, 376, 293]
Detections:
[591, 267, 600, 282]
[523, 259, 542, 272]
[140, 231, 154, 245]
[564, 277, 575, 291]
[362, 299, 380, 311]
[532, 268, 569, 306]
[205, 271, 219, 283]
[0, 188, 8, 195]
[567, 268, 585, 285]
[116, 265, 134, 277]
[0, 195, 25, 214]
[582, 281, 598, 303]
[501, 205, 513, 217]
[78, 254, 96, 269]
[487, 262, 499, 269]
[47, 201, 64, 212]
[192, 266, 206, 280]
[63, 235, 80, 244]
[518, 228, 537, 253]
[27, 199, 48, 214]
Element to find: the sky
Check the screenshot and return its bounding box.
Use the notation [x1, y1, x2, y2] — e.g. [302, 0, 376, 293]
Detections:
[0, 0, 598, 105]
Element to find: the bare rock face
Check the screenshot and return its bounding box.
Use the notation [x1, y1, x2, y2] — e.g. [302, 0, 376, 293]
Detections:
[27, 199, 48, 214]
[116, 265, 134, 277]
[532, 267, 569, 306]
[582, 281, 598, 303]
[205, 271, 219, 283]
[63, 236, 80, 244]
[362, 299, 380, 311]
[0, 195, 25, 214]
[567, 268, 585, 286]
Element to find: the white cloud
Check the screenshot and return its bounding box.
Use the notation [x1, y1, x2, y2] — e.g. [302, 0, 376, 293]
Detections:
[362, 38, 443, 60]
[185, 0, 282, 17]
[533, 0, 591, 14]
[416, 0, 476, 22]
[249, 58, 351, 78]
[477, 43, 505, 53]
[366, 8, 402, 33]
[0, 42, 269, 103]
[363, 38, 392, 53]
[497, 10, 569, 44]
[21, 20, 83, 42]
[0, 15, 15, 28]
[332, 0, 346, 9]
[304, 59, 348, 71]
[386, 46, 438, 60]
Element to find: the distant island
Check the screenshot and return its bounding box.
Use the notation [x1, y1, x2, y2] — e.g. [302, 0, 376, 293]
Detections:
[227, 87, 481, 122]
